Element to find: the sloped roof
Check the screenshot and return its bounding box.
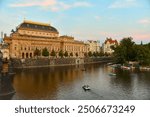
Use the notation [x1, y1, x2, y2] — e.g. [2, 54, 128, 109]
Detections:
[18, 20, 58, 33]
[105, 38, 118, 44]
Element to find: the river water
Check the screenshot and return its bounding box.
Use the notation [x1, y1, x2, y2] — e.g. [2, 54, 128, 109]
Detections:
[11, 63, 150, 100]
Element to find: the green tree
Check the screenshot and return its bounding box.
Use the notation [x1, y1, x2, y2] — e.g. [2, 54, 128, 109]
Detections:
[113, 46, 126, 64]
[59, 50, 63, 58]
[104, 52, 110, 56]
[42, 48, 49, 56]
[84, 52, 88, 57]
[112, 37, 150, 65]
[51, 49, 56, 57]
[135, 45, 150, 65]
[88, 51, 92, 57]
[96, 52, 99, 57]
[99, 51, 104, 57]
[120, 37, 135, 61]
[34, 48, 41, 57]
[93, 52, 97, 57]
[113, 37, 136, 64]
[64, 51, 68, 57]
[70, 52, 73, 57]
[146, 43, 150, 49]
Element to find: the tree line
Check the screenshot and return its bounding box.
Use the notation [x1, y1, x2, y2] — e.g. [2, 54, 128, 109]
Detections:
[112, 37, 150, 66]
[33, 48, 105, 58]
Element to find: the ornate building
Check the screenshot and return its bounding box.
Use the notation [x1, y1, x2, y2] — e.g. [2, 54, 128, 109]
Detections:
[102, 38, 118, 54]
[86, 40, 100, 53]
[4, 20, 89, 59]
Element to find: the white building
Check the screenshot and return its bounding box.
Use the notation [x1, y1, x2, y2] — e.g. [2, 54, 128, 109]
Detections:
[102, 38, 118, 54]
[86, 40, 100, 53]
[0, 43, 10, 60]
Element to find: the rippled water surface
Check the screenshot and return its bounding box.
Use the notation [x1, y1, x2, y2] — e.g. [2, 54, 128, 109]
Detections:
[11, 64, 150, 100]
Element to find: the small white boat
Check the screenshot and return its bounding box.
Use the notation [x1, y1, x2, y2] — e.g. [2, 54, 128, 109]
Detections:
[121, 66, 131, 70]
[109, 73, 116, 76]
[107, 63, 114, 65]
[82, 85, 90, 90]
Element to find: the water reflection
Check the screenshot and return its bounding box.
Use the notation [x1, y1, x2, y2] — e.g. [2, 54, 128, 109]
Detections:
[0, 74, 15, 100]
[11, 64, 150, 100]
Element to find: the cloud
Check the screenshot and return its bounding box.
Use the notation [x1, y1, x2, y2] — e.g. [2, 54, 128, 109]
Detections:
[10, 0, 56, 7]
[109, 0, 138, 9]
[138, 19, 150, 24]
[9, 0, 92, 12]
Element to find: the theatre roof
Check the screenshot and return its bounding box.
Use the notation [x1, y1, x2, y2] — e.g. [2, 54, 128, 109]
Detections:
[18, 20, 58, 33]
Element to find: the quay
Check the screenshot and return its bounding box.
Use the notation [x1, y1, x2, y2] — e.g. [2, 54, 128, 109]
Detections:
[11, 57, 114, 69]
[0, 58, 15, 100]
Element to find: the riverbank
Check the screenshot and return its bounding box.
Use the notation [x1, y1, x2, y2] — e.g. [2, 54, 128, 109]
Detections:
[11, 57, 114, 69]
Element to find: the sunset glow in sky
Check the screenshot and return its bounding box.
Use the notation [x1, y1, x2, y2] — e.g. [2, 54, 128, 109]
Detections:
[0, 0, 150, 43]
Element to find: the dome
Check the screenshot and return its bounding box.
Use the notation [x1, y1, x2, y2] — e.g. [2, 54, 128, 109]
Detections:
[18, 20, 59, 33]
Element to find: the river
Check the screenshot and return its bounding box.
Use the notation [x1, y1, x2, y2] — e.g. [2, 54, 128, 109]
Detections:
[10, 63, 150, 100]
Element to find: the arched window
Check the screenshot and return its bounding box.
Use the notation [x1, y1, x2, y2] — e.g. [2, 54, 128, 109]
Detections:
[26, 53, 28, 58]
[30, 53, 32, 58]
[22, 53, 24, 59]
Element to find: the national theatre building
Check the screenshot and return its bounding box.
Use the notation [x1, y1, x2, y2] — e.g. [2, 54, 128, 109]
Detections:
[4, 20, 89, 59]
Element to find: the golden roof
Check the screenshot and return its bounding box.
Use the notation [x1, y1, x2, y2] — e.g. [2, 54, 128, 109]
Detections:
[24, 20, 50, 26]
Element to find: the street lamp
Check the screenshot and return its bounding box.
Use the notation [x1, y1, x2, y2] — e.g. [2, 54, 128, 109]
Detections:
[0, 51, 2, 59]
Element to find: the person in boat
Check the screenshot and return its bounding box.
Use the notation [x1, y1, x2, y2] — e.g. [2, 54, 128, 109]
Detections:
[82, 85, 90, 90]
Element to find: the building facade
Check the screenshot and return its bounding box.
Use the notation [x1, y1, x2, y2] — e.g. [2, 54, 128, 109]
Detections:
[4, 20, 89, 59]
[86, 40, 100, 53]
[0, 43, 10, 60]
[102, 38, 118, 54]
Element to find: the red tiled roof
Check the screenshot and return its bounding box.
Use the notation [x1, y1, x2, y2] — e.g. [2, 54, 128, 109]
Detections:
[105, 38, 118, 44]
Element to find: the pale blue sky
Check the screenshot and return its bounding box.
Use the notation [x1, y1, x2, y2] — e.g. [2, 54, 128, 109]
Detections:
[0, 0, 150, 44]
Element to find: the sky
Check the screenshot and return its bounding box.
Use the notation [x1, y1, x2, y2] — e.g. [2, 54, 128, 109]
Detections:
[0, 0, 150, 44]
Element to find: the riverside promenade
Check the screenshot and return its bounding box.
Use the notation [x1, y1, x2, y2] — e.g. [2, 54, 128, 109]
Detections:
[11, 57, 114, 69]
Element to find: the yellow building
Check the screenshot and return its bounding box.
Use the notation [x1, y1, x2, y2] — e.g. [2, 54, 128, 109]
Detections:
[4, 20, 89, 59]
[86, 40, 100, 53]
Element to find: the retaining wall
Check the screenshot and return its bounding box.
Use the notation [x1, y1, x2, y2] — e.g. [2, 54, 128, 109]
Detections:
[11, 57, 113, 68]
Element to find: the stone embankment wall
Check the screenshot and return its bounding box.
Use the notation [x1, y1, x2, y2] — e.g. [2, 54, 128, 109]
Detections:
[11, 57, 113, 68]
